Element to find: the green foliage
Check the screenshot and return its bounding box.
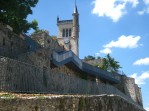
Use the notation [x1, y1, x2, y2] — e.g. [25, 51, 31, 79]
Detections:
[96, 54, 122, 73]
[84, 54, 122, 73]
[0, 0, 38, 34]
[84, 55, 95, 61]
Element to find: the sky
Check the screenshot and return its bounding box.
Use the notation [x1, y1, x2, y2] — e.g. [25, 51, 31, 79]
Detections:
[27, 0, 149, 110]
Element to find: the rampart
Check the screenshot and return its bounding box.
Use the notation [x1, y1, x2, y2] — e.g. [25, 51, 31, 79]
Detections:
[0, 25, 144, 110]
[0, 24, 28, 58]
[0, 56, 144, 110]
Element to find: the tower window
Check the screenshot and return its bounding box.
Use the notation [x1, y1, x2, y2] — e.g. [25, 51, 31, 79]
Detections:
[66, 29, 68, 37]
[69, 29, 71, 37]
[69, 44, 71, 50]
[62, 29, 65, 37]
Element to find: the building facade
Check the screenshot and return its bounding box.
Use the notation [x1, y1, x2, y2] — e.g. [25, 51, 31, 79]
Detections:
[57, 3, 79, 56]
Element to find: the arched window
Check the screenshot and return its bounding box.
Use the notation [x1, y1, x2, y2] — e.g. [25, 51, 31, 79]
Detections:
[62, 29, 65, 37]
[66, 29, 68, 37]
[69, 29, 71, 37]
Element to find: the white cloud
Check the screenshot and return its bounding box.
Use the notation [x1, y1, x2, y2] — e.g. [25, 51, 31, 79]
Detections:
[138, 10, 146, 15]
[144, 0, 149, 5]
[138, 0, 149, 15]
[133, 57, 149, 65]
[98, 35, 141, 55]
[145, 107, 149, 111]
[100, 48, 112, 54]
[92, 0, 139, 22]
[92, 0, 126, 22]
[104, 35, 141, 49]
[124, 0, 139, 7]
[130, 71, 149, 85]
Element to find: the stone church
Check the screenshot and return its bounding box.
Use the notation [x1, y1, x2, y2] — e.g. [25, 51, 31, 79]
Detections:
[57, 3, 79, 56]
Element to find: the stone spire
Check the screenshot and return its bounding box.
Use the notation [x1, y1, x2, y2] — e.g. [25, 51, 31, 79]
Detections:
[72, 0, 79, 39]
[74, 0, 78, 14]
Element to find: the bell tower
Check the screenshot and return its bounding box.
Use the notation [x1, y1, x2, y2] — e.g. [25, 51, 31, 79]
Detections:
[57, 2, 79, 56]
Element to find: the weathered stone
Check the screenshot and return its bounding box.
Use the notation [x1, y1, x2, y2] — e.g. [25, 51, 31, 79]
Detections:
[0, 95, 144, 111]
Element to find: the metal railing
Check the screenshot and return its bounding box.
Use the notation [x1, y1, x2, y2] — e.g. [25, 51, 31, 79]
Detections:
[52, 51, 121, 83]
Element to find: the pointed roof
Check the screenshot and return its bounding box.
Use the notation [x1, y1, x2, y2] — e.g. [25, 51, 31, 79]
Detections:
[74, 0, 78, 14]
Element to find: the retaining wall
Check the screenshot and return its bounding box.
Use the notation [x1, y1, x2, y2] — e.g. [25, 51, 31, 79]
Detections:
[0, 56, 143, 109]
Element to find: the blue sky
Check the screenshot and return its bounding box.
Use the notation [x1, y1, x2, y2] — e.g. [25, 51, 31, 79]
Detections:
[27, 0, 149, 110]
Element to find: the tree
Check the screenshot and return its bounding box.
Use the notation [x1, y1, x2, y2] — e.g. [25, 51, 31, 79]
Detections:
[0, 0, 38, 34]
[84, 55, 95, 61]
[90, 54, 122, 73]
[102, 54, 122, 73]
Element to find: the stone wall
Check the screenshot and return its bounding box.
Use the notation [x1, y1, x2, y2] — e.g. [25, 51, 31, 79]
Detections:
[135, 84, 143, 106]
[0, 57, 46, 93]
[31, 31, 64, 52]
[0, 56, 121, 94]
[0, 56, 144, 109]
[120, 75, 142, 106]
[0, 95, 145, 111]
[18, 48, 51, 70]
[0, 24, 28, 58]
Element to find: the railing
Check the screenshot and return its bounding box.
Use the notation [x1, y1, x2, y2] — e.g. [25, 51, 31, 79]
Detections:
[0, 56, 47, 93]
[52, 51, 121, 84]
[0, 56, 144, 110]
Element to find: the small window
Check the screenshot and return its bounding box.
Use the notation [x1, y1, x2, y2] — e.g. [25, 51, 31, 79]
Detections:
[69, 45, 71, 50]
[66, 29, 68, 37]
[3, 38, 5, 46]
[62, 29, 65, 37]
[69, 29, 71, 37]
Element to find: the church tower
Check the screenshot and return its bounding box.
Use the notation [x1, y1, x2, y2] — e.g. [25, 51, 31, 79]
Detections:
[57, 2, 79, 56]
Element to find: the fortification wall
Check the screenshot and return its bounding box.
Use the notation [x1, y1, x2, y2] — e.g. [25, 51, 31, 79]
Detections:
[135, 84, 143, 106]
[120, 76, 142, 106]
[0, 56, 46, 93]
[0, 56, 143, 109]
[0, 95, 145, 111]
[18, 48, 51, 70]
[31, 31, 64, 52]
[0, 56, 118, 94]
[0, 24, 28, 58]
[17, 32, 64, 69]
